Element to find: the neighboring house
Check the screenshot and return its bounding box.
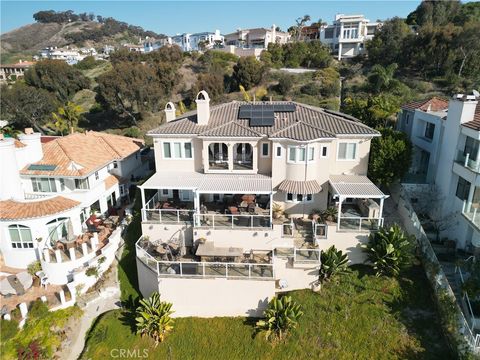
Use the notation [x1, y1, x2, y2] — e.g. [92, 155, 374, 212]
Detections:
[318, 14, 381, 60]
[224, 25, 290, 49]
[135, 91, 388, 317]
[170, 30, 224, 52]
[38, 46, 87, 65]
[144, 37, 173, 53]
[0, 60, 35, 83]
[123, 43, 145, 53]
[0, 130, 149, 286]
[397, 97, 449, 183]
[397, 93, 480, 254]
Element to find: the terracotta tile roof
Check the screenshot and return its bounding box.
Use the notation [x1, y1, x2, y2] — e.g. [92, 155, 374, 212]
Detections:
[402, 97, 449, 112]
[461, 103, 480, 131]
[21, 131, 144, 177]
[0, 196, 80, 220]
[148, 101, 379, 139]
[104, 175, 120, 190]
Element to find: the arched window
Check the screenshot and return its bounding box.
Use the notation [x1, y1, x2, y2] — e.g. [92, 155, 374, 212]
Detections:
[208, 143, 229, 169]
[8, 225, 33, 249]
[233, 143, 253, 170]
[46, 217, 69, 243]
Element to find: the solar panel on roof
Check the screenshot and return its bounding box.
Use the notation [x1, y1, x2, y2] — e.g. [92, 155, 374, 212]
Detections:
[238, 103, 295, 126]
[28, 164, 57, 171]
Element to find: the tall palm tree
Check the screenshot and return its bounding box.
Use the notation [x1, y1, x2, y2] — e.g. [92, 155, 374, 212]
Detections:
[135, 292, 174, 346]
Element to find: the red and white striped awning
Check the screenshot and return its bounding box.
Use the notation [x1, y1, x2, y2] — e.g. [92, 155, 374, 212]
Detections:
[277, 180, 322, 195]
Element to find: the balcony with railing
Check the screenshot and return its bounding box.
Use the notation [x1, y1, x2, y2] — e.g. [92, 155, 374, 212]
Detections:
[136, 236, 274, 280]
[142, 191, 195, 224]
[194, 213, 271, 229]
[456, 150, 480, 173]
[462, 200, 480, 230]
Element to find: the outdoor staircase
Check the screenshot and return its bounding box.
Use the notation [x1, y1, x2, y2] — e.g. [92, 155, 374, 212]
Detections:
[294, 219, 315, 248]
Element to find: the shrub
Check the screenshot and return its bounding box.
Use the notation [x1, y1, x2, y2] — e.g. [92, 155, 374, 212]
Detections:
[17, 340, 46, 360]
[362, 224, 414, 277]
[0, 319, 19, 342]
[277, 74, 294, 95]
[321, 207, 337, 222]
[27, 261, 42, 276]
[319, 246, 350, 283]
[255, 295, 303, 343]
[28, 300, 49, 319]
[85, 266, 99, 278]
[300, 82, 322, 96]
[135, 292, 174, 346]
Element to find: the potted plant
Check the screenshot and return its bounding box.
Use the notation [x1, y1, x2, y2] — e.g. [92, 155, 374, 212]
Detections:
[27, 261, 42, 287]
[321, 207, 338, 223]
[310, 208, 322, 222]
[272, 202, 284, 219]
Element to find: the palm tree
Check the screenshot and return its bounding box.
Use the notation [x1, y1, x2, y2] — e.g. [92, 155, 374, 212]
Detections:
[49, 101, 83, 135]
[289, 14, 311, 41]
[135, 292, 174, 346]
[255, 296, 304, 342]
[319, 245, 350, 283]
[367, 63, 400, 93]
[361, 224, 414, 277]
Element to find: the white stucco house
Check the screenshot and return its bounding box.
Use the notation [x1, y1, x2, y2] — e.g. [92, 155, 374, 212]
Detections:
[397, 93, 480, 253]
[0, 130, 149, 286]
[135, 91, 388, 317]
[318, 14, 381, 60]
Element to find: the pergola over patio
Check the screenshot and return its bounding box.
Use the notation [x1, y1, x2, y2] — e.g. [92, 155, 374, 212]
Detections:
[139, 172, 273, 226]
[329, 175, 389, 231]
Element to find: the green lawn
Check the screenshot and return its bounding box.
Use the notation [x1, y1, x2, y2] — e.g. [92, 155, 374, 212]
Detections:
[81, 264, 453, 360]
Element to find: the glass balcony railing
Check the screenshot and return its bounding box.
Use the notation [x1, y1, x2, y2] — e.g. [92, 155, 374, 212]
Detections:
[456, 150, 480, 173]
[462, 200, 480, 229]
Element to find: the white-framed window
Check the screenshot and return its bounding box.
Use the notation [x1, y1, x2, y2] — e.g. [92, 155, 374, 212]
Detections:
[162, 189, 169, 196]
[31, 178, 57, 193]
[95, 171, 99, 180]
[288, 146, 314, 163]
[75, 178, 89, 190]
[321, 145, 328, 158]
[286, 193, 313, 203]
[261, 142, 270, 157]
[163, 141, 193, 159]
[180, 190, 191, 201]
[9, 224, 33, 249]
[337, 143, 357, 160]
[276, 145, 282, 158]
[59, 178, 65, 191]
[424, 122, 435, 140]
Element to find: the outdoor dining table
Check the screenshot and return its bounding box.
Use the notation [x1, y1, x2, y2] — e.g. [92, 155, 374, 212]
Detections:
[195, 242, 243, 262]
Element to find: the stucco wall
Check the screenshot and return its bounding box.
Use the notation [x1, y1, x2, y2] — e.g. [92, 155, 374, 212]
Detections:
[157, 277, 275, 317]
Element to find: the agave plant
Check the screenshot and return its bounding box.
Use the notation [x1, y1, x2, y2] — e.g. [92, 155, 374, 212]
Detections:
[135, 292, 174, 346]
[319, 245, 350, 283]
[361, 224, 413, 277]
[255, 296, 304, 343]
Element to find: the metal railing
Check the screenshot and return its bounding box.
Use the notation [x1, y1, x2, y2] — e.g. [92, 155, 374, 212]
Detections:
[273, 247, 321, 263]
[281, 219, 294, 237]
[462, 200, 480, 230]
[142, 209, 195, 223]
[455, 265, 479, 331]
[193, 214, 271, 229]
[314, 223, 328, 240]
[338, 217, 383, 232]
[456, 150, 480, 173]
[136, 241, 274, 280]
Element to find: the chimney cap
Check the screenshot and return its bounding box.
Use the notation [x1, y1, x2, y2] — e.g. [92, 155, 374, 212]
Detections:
[196, 90, 210, 101]
[165, 101, 176, 111]
[24, 128, 34, 135]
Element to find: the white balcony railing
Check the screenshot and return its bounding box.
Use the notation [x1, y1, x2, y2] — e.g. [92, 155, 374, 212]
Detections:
[338, 217, 383, 232]
[273, 247, 321, 263]
[142, 209, 195, 223]
[462, 200, 480, 230]
[136, 241, 274, 280]
[456, 150, 480, 173]
[193, 214, 271, 229]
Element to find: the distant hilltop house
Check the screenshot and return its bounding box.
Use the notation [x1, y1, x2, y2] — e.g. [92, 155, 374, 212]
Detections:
[0, 129, 150, 292]
[143, 30, 224, 53]
[302, 14, 382, 60]
[0, 60, 35, 83]
[37, 46, 97, 65]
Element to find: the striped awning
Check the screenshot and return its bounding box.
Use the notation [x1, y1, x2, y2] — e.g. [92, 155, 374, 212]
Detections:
[277, 180, 322, 195]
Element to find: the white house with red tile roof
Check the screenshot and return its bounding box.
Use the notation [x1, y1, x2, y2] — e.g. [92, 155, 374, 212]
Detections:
[398, 93, 480, 253]
[0, 129, 149, 285]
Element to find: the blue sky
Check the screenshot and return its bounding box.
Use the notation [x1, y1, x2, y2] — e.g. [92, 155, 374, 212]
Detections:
[2, 1, 423, 35]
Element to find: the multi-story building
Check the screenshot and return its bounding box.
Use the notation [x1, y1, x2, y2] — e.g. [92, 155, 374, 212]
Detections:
[0, 130, 149, 287]
[397, 94, 480, 254]
[172, 30, 224, 52]
[135, 91, 388, 317]
[38, 46, 87, 64]
[0, 60, 35, 83]
[224, 25, 290, 49]
[318, 14, 381, 60]
[143, 37, 173, 53]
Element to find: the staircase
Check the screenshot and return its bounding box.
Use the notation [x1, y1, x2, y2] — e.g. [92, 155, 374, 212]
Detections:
[294, 219, 315, 248]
